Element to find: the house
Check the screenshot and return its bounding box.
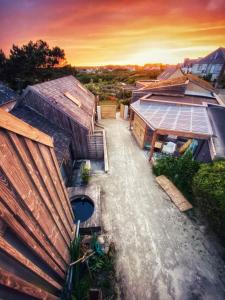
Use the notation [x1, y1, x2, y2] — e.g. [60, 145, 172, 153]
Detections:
[131, 74, 223, 105]
[130, 74, 225, 162]
[135, 66, 184, 93]
[18, 76, 97, 159]
[0, 81, 17, 111]
[191, 47, 225, 84]
[0, 108, 74, 299]
[182, 57, 202, 74]
[11, 105, 73, 185]
[130, 99, 213, 162]
[157, 66, 184, 80]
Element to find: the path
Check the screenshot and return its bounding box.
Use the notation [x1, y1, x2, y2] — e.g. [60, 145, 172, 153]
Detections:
[91, 117, 225, 300]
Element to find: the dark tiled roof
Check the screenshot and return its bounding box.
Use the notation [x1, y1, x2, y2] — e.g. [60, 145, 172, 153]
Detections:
[0, 82, 18, 106]
[208, 105, 225, 158]
[26, 76, 95, 129]
[11, 106, 72, 166]
[198, 47, 225, 65]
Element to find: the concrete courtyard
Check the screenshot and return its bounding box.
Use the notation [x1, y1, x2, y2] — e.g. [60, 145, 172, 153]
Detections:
[91, 117, 225, 300]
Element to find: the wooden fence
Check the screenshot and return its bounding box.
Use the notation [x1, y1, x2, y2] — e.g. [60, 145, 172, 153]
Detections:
[0, 109, 75, 299]
[100, 105, 117, 119]
[120, 103, 125, 119]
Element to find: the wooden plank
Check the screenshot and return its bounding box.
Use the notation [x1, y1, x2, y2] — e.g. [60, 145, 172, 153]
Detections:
[49, 147, 74, 220]
[156, 175, 193, 212]
[64, 92, 81, 107]
[0, 131, 69, 268]
[0, 267, 59, 300]
[0, 239, 61, 290]
[0, 218, 6, 236]
[132, 113, 147, 148]
[38, 143, 74, 230]
[120, 104, 125, 118]
[102, 130, 109, 172]
[0, 199, 65, 278]
[157, 129, 211, 139]
[0, 108, 53, 147]
[149, 131, 157, 161]
[9, 133, 71, 247]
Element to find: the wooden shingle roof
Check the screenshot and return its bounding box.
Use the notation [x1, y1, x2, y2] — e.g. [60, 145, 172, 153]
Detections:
[11, 106, 71, 165]
[24, 76, 95, 129]
[186, 74, 214, 92]
[142, 76, 188, 90]
[142, 74, 214, 94]
[0, 82, 18, 106]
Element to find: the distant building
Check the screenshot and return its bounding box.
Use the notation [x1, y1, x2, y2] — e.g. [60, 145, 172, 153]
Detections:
[135, 66, 183, 89]
[129, 74, 225, 163]
[0, 82, 17, 111]
[182, 58, 202, 74]
[143, 65, 161, 71]
[191, 47, 225, 84]
[157, 66, 183, 80]
[132, 74, 221, 104]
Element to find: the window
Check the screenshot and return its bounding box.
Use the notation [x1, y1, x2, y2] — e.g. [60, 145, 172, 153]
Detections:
[64, 92, 81, 107]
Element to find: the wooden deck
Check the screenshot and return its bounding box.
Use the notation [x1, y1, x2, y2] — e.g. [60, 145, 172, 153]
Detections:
[156, 175, 193, 212]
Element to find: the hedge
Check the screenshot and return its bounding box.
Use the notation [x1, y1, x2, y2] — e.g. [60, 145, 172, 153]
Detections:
[192, 159, 225, 240]
[153, 151, 199, 199]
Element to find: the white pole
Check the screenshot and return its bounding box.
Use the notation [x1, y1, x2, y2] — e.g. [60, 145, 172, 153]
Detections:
[124, 105, 129, 119]
[97, 105, 101, 121]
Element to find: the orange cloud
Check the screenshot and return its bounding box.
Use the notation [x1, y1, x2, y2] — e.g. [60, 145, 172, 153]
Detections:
[0, 0, 225, 65]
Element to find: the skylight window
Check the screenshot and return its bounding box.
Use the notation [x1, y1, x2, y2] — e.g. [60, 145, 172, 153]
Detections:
[64, 92, 81, 107]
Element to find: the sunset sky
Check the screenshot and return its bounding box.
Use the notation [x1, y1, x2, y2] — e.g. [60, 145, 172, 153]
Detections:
[1, 0, 225, 66]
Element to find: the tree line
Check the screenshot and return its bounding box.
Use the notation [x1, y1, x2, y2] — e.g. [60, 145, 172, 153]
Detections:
[0, 40, 77, 92]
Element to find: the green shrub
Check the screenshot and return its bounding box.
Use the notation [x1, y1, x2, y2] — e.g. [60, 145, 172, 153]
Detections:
[120, 98, 130, 106]
[153, 151, 200, 199]
[81, 164, 90, 184]
[192, 160, 225, 240]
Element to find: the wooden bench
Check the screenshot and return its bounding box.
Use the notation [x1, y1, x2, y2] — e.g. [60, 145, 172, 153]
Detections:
[156, 175, 193, 212]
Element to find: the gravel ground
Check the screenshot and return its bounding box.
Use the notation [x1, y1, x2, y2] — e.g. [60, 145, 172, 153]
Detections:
[91, 117, 225, 300]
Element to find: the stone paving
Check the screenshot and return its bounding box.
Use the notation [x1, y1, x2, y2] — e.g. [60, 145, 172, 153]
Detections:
[91, 117, 225, 300]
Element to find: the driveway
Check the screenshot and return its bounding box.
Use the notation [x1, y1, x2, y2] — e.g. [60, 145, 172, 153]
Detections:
[91, 117, 225, 300]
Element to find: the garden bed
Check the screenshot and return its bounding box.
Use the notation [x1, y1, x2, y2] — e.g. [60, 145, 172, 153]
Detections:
[62, 234, 117, 300]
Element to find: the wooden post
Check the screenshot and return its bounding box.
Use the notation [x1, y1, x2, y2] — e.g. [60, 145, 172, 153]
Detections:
[129, 110, 134, 130]
[149, 131, 157, 161]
